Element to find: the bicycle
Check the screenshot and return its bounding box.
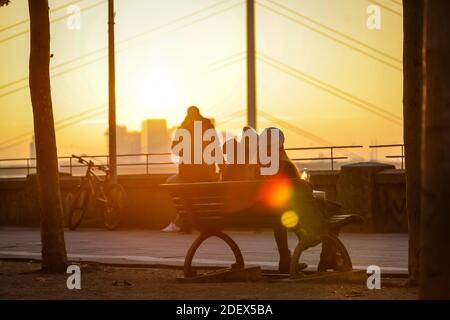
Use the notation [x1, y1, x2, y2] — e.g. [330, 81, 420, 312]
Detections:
[67, 155, 126, 230]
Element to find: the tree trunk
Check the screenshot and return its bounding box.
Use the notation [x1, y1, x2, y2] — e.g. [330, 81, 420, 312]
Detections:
[28, 0, 67, 273]
[420, 0, 450, 299]
[403, 0, 424, 285]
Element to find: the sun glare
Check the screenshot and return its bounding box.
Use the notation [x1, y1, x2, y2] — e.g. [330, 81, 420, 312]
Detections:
[260, 176, 294, 209]
[124, 64, 181, 129]
[138, 67, 177, 107]
[281, 210, 299, 229]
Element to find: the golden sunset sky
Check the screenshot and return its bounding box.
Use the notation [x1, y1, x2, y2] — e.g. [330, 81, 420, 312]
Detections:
[0, 0, 403, 159]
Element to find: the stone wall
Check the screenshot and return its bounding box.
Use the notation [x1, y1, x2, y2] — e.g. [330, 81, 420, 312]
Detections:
[0, 165, 407, 232]
[373, 170, 407, 233]
[0, 174, 177, 229]
[307, 164, 406, 233]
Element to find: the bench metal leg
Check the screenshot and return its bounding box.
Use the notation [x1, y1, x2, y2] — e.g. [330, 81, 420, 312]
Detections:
[318, 234, 352, 272]
[184, 231, 245, 278]
[290, 234, 321, 278]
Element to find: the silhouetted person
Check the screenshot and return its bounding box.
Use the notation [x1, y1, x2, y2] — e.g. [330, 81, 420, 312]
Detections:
[170, 106, 218, 183]
[223, 126, 307, 273]
[259, 127, 309, 273]
[163, 106, 219, 232]
[261, 128, 343, 273]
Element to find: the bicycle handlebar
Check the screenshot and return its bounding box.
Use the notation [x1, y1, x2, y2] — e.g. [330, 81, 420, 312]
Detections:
[72, 155, 106, 171]
[72, 155, 90, 165]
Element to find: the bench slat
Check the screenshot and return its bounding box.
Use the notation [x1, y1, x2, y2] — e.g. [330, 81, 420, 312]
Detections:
[163, 180, 362, 232]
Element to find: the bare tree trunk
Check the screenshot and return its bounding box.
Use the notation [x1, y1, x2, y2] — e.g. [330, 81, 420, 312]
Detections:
[420, 0, 450, 299]
[403, 0, 424, 285]
[28, 0, 67, 273]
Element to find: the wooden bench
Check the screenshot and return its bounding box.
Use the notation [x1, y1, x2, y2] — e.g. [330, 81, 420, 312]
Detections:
[162, 179, 364, 279]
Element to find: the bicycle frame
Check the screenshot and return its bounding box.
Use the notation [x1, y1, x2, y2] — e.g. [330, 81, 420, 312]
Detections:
[69, 155, 124, 230]
[76, 157, 111, 206]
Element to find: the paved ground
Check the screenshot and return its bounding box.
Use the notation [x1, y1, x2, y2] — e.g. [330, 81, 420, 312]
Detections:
[0, 227, 408, 273]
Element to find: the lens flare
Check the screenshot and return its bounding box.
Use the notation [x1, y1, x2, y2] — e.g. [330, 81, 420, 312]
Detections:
[281, 210, 299, 228]
[260, 176, 293, 208]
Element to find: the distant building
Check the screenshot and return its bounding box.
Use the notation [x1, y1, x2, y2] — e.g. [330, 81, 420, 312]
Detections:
[116, 126, 141, 155]
[141, 119, 170, 154]
[105, 125, 141, 156]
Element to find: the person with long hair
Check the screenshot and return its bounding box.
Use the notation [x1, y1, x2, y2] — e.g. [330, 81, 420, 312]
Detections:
[258, 127, 310, 273]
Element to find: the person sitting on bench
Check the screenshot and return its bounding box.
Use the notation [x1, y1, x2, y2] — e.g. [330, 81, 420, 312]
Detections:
[162, 106, 219, 233]
[260, 128, 349, 272]
[259, 127, 310, 273]
[222, 126, 308, 273]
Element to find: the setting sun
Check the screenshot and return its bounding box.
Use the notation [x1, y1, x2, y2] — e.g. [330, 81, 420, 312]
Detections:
[126, 63, 180, 129]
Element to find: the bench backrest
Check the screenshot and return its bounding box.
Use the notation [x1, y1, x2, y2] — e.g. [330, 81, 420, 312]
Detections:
[162, 179, 324, 232]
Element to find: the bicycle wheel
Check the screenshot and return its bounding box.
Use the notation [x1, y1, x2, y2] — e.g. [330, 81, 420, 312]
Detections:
[103, 183, 126, 230]
[68, 187, 90, 230]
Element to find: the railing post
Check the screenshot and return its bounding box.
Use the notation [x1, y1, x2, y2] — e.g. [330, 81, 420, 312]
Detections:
[146, 154, 149, 175]
[70, 157, 73, 176]
[330, 147, 334, 171]
[27, 159, 30, 176]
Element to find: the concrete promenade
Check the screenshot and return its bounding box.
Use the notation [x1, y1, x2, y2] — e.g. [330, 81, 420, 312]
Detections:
[0, 227, 408, 273]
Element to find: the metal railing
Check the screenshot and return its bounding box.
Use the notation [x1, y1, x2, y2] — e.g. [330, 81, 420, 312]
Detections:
[286, 145, 363, 171]
[0, 144, 402, 177]
[0, 153, 175, 177]
[369, 144, 405, 169]
[62, 153, 175, 175]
